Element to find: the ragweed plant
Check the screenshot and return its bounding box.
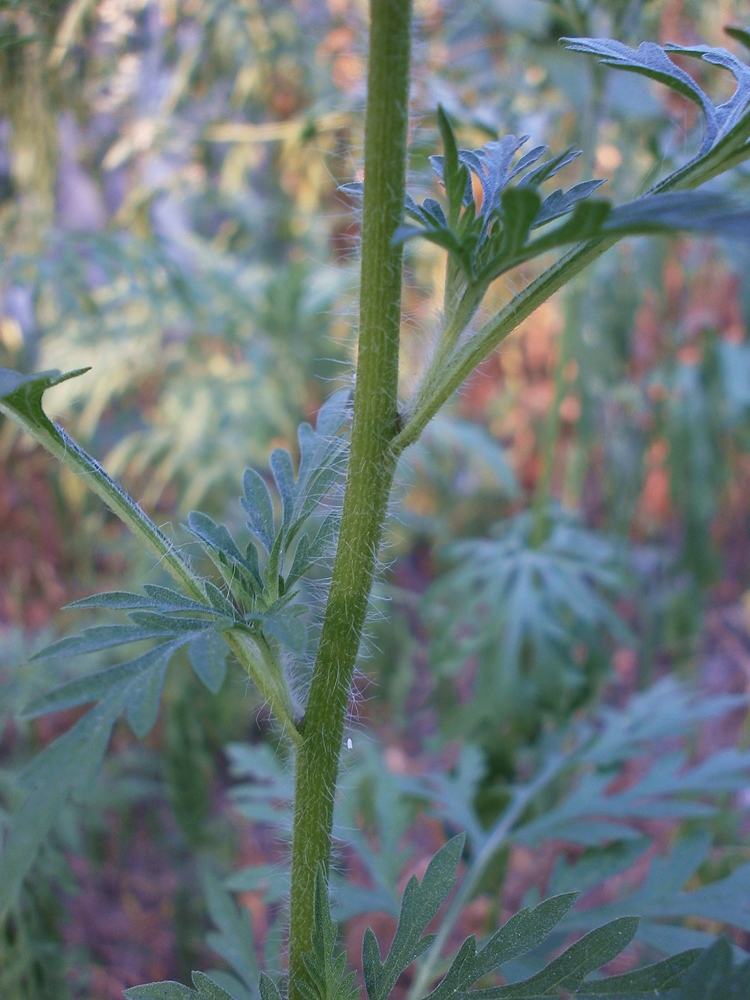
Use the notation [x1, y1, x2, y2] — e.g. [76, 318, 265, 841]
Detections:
[4, 4, 750, 998]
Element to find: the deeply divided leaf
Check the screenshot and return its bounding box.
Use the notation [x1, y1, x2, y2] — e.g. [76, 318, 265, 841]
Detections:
[363, 836, 464, 1000]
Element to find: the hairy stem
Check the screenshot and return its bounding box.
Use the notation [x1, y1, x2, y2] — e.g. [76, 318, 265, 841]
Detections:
[287, 1, 413, 995]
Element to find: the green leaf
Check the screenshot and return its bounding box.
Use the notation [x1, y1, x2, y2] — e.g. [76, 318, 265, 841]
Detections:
[188, 512, 248, 568]
[188, 632, 229, 693]
[300, 867, 359, 1000]
[604, 191, 750, 241]
[124, 647, 172, 738]
[123, 984, 196, 999]
[426, 894, 579, 1000]
[203, 873, 260, 994]
[436, 106, 470, 227]
[499, 188, 542, 258]
[31, 624, 167, 659]
[129, 611, 214, 634]
[64, 590, 159, 611]
[192, 972, 242, 999]
[576, 949, 701, 993]
[270, 449, 296, 533]
[259, 973, 284, 1000]
[476, 917, 639, 997]
[725, 25, 750, 53]
[0, 366, 90, 434]
[141, 584, 215, 615]
[242, 468, 277, 553]
[225, 864, 288, 903]
[363, 836, 464, 1000]
[21, 643, 175, 720]
[122, 973, 241, 1000]
[263, 610, 307, 656]
[673, 938, 750, 999]
[205, 581, 239, 621]
[0, 695, 125, 912]
[0, 367, 205, 602]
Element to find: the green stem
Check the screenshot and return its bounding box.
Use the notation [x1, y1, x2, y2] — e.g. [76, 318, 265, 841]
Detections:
[394, 87, 750, 458]
[287, 1, 413, 995]
[393, 234, 618, 456]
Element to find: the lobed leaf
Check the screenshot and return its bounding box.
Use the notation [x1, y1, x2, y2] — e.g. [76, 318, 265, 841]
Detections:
[363, 836, 464, 1000]
[21, 643, 175, 720]
[188, 631, 229, 693]
[203, 873, 260, 995]
[32, 624, 168, 660]
[300, 867, 359, 1000]
[575, 948, 701, 993]
[426, 894, 579, 1000]
[473, 917, 639, 997]
[241, 469, 277, 554]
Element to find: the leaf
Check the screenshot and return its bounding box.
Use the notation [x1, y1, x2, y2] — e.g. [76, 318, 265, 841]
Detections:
[725, 25, 750, 53]
[270, 449, 296, 533]
[21, 643, 175, 720]
[123, 985, 196, 999]
[575, 948, 701, 993]
[225, 864, 288, 903]
[188, 632, 229, 693]
[203, 873, 260, 994]
[124, 647, 172, 738]
[140, 585, 214, 614]
[564, 35, 750, 158]
[187, 513, 253, 577]
[398, 744, 487, 852]
[604, 191, 750, 241]
[129, 611, 214, 634]
[0, 368, 203, 601]
[476, 917, 639, 997]
[0, 695, 125, 912]
[192, 972, 242, 999]
[205, 581, 239, 621]
[259, 973, 284, 1000]
[499, 188, 542, 258]
[426, 894, 579, 1000]
[436, 105, 470, 226]
[562, 38, 717, 147]
[263, 609, 307, 656]
[424, 508, 631, 751]
[242, 468, 276, 553]
[31, 624, 167, 659]
[672, 937, 750, 999]
[363, 835, 464, 1000]
[64, 590, 159, 611]
[533, 180, 607, 228]
[0, 366, 90, 436]
[300, 867, 359, 1000]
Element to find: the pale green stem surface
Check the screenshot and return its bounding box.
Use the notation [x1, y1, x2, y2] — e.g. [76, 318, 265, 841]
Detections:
[287, 1, 413, 996]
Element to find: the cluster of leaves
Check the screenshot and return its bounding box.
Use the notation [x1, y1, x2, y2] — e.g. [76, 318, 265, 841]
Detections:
[422, 507, 631, 768]
[225, 679, 750, 971]
[393, 31, 750, 297]
[0, 367, 349, 914]
[125, 834, 750, 1000]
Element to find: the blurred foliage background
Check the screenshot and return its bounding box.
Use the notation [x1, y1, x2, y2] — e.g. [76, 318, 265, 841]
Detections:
[2, 0, 750, 997]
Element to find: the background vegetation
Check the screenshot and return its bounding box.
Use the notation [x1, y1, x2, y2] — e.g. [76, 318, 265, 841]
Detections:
[2, 0, 750, 997]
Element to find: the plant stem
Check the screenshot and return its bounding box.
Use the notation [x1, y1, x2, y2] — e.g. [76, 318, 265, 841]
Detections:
[287, 2, 413, 995]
